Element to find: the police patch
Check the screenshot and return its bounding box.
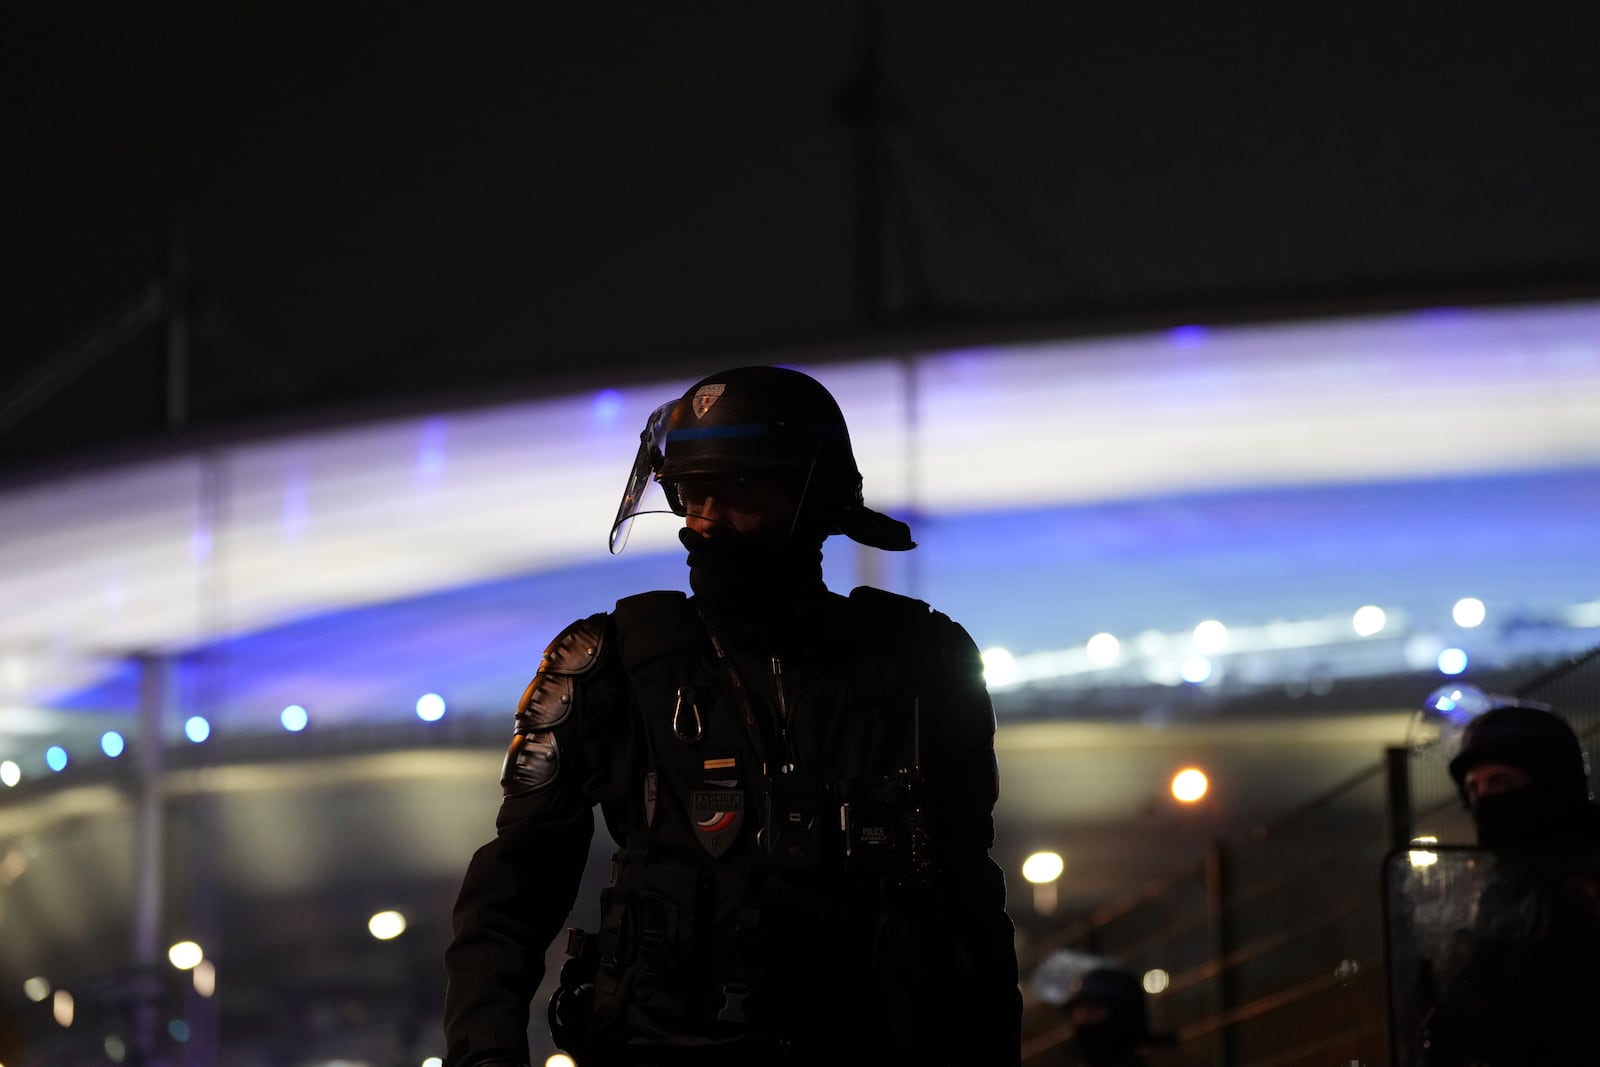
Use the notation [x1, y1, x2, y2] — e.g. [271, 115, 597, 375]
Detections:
[691, 384, 725, 419]
[692, 789, 745, 858]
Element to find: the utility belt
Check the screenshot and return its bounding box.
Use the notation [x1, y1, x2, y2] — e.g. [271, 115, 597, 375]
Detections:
[550, 917, 759, 1058]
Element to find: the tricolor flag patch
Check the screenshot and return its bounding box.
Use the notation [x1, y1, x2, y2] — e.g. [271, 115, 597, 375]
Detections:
[692, 789, 745, 857]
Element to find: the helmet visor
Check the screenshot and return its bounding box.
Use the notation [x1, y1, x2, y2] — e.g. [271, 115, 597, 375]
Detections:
[609, 400, 679, 554]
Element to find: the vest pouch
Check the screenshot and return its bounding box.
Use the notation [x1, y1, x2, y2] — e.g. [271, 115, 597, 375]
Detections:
[592, 860, 745, 1043]
[840, 769, 934, 889]
[841, 775, 904, 875]
[632, 889, 679, 978]
[872, 899, 975, 1052]
[759, 767, 823, 868]
[548, 928, 598, 1057]
[589, 881, 634, 1043]
[588, 884, 683, 1046]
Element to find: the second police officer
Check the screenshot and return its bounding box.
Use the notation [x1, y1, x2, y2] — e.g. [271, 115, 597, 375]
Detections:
[1420, 699, 1600, 1066]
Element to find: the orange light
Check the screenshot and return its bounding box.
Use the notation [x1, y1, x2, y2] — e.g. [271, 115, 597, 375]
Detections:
[1171, 767, 1208, 803]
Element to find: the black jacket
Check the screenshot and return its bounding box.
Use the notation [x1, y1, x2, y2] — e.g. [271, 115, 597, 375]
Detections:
[443, 584, 1022, 1066]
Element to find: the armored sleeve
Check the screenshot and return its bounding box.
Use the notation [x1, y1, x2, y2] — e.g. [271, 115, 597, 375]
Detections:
[442, 612, 623, 1067]
[920, 608, 1024, 1064]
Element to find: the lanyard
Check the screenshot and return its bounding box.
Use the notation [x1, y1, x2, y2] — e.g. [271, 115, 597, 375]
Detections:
[705, 629, 794, 774]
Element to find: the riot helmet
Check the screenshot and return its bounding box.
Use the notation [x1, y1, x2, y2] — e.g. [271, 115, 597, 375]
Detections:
[609, 365, 915, 554]
[1447, 702, 1590, 807]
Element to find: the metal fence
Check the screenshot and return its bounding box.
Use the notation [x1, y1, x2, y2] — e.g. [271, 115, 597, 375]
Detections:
[1019, 643, 1600, 1067]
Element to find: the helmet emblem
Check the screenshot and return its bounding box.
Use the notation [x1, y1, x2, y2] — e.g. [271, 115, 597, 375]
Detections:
[691, 384, 725, 419]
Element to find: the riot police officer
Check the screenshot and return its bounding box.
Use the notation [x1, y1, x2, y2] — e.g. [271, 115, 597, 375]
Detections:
[1058, 967, 1171, 1067]
[1420, 700, 1600, 1066]
[442, 365, 1022, 1066]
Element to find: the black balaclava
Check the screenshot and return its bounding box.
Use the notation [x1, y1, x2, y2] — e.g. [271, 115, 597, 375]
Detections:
[1470, 781, 1590, 852]
[1447, 704, 1595, 851]
[680, 526, 828, 651]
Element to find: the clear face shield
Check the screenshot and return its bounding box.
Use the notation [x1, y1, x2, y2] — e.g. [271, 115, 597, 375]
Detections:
[609, 400, 679, 554]
[608, 396, 824, 553]
[1416, 683, 1553, 742]
[608, 380, 912, 553]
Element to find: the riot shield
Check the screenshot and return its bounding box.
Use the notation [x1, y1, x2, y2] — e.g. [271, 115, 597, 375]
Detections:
[1382, 843, 1493, 1067]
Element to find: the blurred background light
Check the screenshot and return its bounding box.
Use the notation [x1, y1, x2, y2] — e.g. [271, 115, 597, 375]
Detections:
[1408, 835, 1440, 868]
[1022, 851, 1064, 916]
[368, 910, 407, 940]
[1180, 656, 1214, 684]
[168, 941, 204, 970]
[1437, 648, 1469, 675]
[1453, 597, 1486, 627]
[1352, 605, 1387, 636]
[1022, 851, 1065, 884]
[1192, 620, 1228, 653]
[1172, 768, 1209, 803]
[981, 648, 1019, 688]
[281, 704, 309, 732]
[193, 959, 216, 997]
[45, 746, 67, 772]
[100, 731, 124, 758]
[184, 717, 210, 743]
[592, 389, 624, 426]
[1085, 632, 1121, 666]
[415, 693, 446, 722]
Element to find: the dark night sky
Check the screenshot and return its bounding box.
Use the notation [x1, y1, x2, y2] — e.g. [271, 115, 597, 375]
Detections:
[5, 2, 1600, 472]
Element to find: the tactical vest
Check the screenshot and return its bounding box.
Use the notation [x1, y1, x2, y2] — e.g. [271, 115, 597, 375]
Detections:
[581, 585, 939, 1051]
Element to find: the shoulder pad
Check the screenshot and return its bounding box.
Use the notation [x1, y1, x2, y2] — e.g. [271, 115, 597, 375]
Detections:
[613, 590, 700, 669]
[847, 585, 933, 646]
[848, 584, 930, 616]
[515, 614, 608, 732]
[541, 614, 607, 675]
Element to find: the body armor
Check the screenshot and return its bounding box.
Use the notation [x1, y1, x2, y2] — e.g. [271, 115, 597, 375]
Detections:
[577, 586, 960, 1054]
